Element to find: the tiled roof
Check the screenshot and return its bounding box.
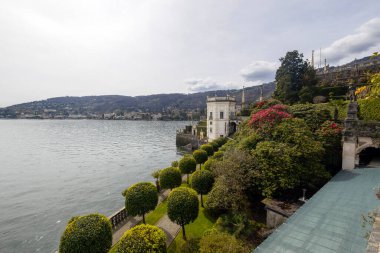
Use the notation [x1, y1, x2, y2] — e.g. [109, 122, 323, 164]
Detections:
[254, 168, 380, 253]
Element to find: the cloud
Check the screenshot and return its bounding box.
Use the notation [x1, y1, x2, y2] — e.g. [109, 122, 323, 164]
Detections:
[185, 78, 239, 92]
[240, 60, 278, 83]
[323, 18, 380, 64]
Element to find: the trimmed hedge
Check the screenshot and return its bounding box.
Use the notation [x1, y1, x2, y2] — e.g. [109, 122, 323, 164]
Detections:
[193, 149, 208, 167]
[358, 98, 380, 121]
[117, 224, 166, 253]
[59, 213, 112, 253]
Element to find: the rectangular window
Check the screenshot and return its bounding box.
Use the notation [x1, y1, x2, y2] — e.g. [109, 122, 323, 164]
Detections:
[220, 111, 224, 119]
[209, 112, 213, 120]
[210, 121, 212, 125]
[210, 127, 212, 133]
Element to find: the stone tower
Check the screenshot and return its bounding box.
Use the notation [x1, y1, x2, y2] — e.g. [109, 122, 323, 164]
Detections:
[206, 96, 236, 141]
[242, 86, 246, 110]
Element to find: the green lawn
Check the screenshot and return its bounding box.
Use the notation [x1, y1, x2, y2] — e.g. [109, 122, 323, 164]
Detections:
[168, 196, 217, 253]
[108, 200, 168, 253]
[145, 200, 168, 225]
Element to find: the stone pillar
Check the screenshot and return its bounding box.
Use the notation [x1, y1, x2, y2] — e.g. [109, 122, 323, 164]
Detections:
[342, 102, 359, 170]
[342, 139, 356, 170]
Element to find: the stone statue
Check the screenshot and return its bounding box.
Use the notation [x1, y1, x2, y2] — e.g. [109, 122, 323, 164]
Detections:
[348, 84, 357, 102]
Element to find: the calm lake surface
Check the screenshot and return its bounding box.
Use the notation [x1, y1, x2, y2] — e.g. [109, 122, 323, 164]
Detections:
[0, 120, 189, 253]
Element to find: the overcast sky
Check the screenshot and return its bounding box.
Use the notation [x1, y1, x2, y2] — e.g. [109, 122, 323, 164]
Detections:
[1, 0, 380, 107]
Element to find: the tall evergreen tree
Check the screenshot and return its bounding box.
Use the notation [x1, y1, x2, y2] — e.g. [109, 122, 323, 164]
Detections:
[273, 50, 317, 104]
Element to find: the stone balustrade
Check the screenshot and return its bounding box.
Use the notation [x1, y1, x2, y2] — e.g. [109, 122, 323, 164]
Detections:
[108, 207, 128, 229]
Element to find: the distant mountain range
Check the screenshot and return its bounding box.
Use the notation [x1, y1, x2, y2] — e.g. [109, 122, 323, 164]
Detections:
[0, 82, 275, 119]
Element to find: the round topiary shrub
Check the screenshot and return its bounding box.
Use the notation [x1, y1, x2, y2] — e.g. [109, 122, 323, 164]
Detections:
[179, 156, 197, 183]
[208, 141, 219, 152]
[191, 170, 214, 207]
[123, 182, 158, 224]
[159, 167, 182, 190]
[117, 224, 166, 253]
[200, 144, 214, 156]
[193, 149, 208, 169]
[59, 213, 112, 253]
[167, 187, 199, 240]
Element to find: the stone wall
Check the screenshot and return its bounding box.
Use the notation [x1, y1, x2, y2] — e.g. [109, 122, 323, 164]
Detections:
[366, 206, 380, 253]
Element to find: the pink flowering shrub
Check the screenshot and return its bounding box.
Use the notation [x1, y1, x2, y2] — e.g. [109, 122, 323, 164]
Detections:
[317, 120, 343, 137]
[249, 105, 292, 133]
[253, 99, 282, 110]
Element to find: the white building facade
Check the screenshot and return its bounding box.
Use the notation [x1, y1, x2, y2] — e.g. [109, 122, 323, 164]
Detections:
[206, 96, 237, 141]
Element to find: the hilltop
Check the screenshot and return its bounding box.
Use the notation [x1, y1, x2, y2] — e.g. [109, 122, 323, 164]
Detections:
[0, 82, 275, 120]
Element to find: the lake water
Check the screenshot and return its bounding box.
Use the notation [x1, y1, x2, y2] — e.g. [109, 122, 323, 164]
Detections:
[0, 120, 189, 253]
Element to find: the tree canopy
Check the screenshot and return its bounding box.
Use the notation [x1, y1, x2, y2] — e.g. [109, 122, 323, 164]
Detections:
[193, 149, 208, 168]
[200, 144, 214, 156]
[273, 50, 318, 104]
[179, 156, 197, 183]
[117, 224, 166, 253]
[123, 182, 158, 224]
[167, 187, 199, 240]
[59, 213, 112, 253]
[159, 167, 182, 190]
[191, 170, 214, 207]
[199, 230, 249, 253]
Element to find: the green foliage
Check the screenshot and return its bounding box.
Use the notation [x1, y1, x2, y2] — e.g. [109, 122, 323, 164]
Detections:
[358, 98, 380, 121]
[179, 156, 197, 175]
[214, 213, 264, 239]
[191, 170, 214, 207]
[214, 137, 228, 148]
[273, 50, 317, 104]
[151, 169, 161, 180]
[289, 104, 331, 131]
[181, 238, 200, 253]
[59, 213, 112, 253]
[251, 141, 294, 197]
[206, 177, 237, 213]
[206, 150, 256, 212]
[252, 118, 330, 197]
[316, 121, 343, 173]
[171, 160, 179, 167]
[199, 230, 249, 253]
[167, 187, 199, 239]
[191, 170, 214, 195]
[117, 224, 166, 253]
[212, 151, 224, 160]
[159, 167, 182, 190]
[200, 144, 214, 156]
[238, 132, 262, 151]
[208, 141, 219, 152]
[193, 149, 208, 165]
[203, 158, 216, 171]
[367, 72, 380, 98]
[123, 182, 158, 224]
